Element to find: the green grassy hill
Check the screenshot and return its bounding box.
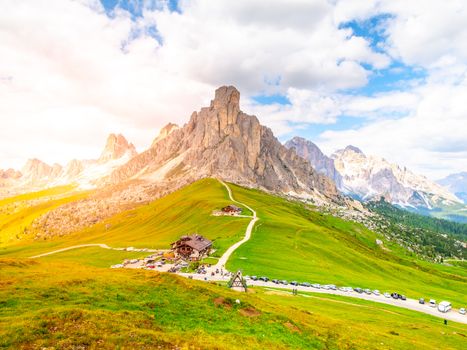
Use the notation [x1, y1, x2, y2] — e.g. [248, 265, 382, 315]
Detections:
[222, 184, 467, 307]
[0, 185, 89, 246]
[1, 258, 465, 350]
[0, 179, 466, 349]
[0, 179, 249, 260]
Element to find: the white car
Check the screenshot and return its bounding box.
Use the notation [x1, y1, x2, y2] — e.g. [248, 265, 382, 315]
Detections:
[384, 292, 391, 298]
[429, 299, 437, 307]
[373, 290, 380, 296]
[459, 308, 466, 315]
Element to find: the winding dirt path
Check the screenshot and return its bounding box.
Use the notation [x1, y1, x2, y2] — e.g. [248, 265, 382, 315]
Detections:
[29, 244, 112, 258]
[214, 179, 259, 270]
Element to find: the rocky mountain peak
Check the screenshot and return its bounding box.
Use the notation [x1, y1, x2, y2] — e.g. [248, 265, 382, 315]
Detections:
[0, 168, 22, 179]
[98, 133, 137, 163]
[152, 123, 180, 147]
[110, 86, 340, 202]
[211, 85, 240, 112]
[21, 158, 63, 182]
[285, 137, 343, 189]
[344, 145, 364, 155]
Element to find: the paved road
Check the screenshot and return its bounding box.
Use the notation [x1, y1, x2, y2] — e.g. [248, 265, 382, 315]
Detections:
[214, 180, 259, 270]
[180, 273, 467, 324]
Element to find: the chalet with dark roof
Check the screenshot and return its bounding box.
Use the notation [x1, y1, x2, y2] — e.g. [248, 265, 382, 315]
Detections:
[221, 204, 242, 215]
[171, 234, 212, 261]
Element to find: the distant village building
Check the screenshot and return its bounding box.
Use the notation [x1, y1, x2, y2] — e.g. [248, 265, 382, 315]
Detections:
[221, 205, 242, 215]
[171, 234, 212, 261]
[228, 270, 247, 292]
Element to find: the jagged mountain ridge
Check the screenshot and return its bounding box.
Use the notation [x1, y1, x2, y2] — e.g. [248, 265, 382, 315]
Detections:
[285, 137, 462, 211]
[285, 137, 342, 188]
[109, 86, 340, 202]
[0, 133, 138, 196]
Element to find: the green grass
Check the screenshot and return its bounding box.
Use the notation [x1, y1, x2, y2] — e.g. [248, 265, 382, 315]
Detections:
[0, 179, 250, 259]
[1, 258, 465, 350]
[40, 246, 149, 268]
[1, 178, 467, 349]
[0, 185, 89, 246]
[255, 288, 467, 350]
[225, 183, 467, 308]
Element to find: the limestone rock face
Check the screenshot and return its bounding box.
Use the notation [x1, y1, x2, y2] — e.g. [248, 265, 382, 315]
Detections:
[152, 123, 180, 147]
[110, 86, 340, 201]
[64, 159, 85, 178]
[21, 158, 63, 183]
[0, 168, 22, 179]
[331, 145, 461, 208]
[98, 134, 137, 163]
[285, 137, 342, 188]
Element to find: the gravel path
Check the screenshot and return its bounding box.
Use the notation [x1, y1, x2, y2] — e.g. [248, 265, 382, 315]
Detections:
[213, 179, 258, 270]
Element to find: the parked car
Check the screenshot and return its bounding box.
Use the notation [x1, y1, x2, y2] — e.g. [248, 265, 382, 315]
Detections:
[322, 284, 330, 290]
[280, 280, 289, 285]
[290, 281, 299, 286]
[354, 288, 363, 293]
[419, 298, 425, 304]
[259, 276, 269, 282]
[300, 282, 311, 287]
[391, 292, 399, 299]
[438, 301, 452, 313]
[272, 279, 279, 284]
[459, 308, 466, 315]
[429, 299, 437, 307]
[364, 289, 372, 295]
[328, 284, 337, 290]
[373, 290, 380, 296]
[244, 275, 250, 280]
[250, 276, 258, 281]
[399, 295, 406, 301]
[384, 292, 391, 298]
[312, 284, 321, 289]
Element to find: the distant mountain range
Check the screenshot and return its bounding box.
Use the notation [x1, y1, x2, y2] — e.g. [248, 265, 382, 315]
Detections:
[0, 133, 137, 195]
[285, 137, 467, 222]
[438, 172, 467, 204]
[1, 85, 465, 223]
[0, 86, 340, 208]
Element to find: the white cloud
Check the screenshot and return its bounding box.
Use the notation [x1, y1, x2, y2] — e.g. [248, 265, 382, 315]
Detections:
[1, 0, 465, 181]
[0, 0, 389, 169]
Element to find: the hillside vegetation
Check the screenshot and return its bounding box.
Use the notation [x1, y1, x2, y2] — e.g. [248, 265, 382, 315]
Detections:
[0, 185, 88, 246]
[0, 179, 250, 260]
[225, 184, 467, 307]
[1, 258, 466, 350]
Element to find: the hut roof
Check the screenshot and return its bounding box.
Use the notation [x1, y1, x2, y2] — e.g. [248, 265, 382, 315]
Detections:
[174, 234, 212, 251]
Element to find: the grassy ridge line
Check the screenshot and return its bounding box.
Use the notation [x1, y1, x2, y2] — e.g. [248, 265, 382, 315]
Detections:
[226, 183, 467, 307]
[1, 258, 466, 349]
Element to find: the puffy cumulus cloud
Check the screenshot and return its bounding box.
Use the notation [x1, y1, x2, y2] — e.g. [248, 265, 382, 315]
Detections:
[151, 0, 389, 93]
[0, 0, 390, 169]
[0, 0, 214, 168]
[0, 0, 391, 169]
[316, 78, 467, 179]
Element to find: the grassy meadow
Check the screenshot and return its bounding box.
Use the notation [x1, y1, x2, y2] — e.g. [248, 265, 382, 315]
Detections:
[0, 179, 250, 259]
[0, 179, 466, 349]
[1, 258, 466, 350]
[225, 184, 467, 308]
